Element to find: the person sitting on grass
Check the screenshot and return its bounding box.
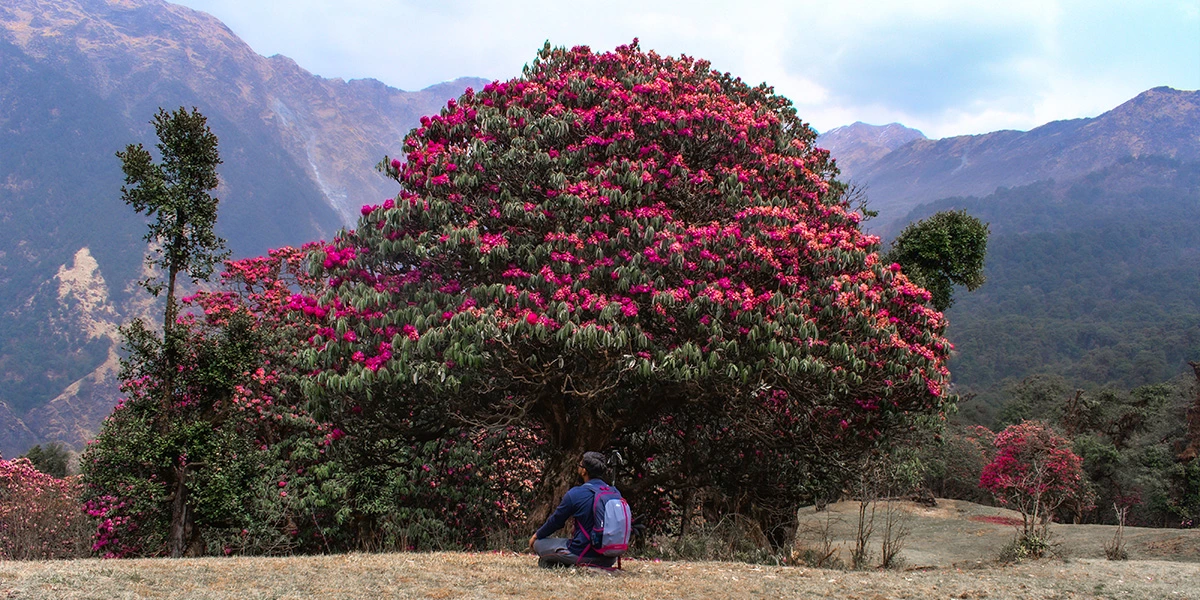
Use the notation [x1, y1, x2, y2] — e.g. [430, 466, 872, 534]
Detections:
[528, 451, 624, 569]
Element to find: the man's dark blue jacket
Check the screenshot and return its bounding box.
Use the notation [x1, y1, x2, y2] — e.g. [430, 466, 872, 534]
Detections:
[535, 478, 611, 558]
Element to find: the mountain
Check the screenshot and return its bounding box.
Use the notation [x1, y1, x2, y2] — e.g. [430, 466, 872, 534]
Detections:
[0, 0, 486, 457]
[819, 88, 1200, 231]
[818, 90, 1200, 424]
[913, 156, 1200, 423]
[816, 122, 926, 178]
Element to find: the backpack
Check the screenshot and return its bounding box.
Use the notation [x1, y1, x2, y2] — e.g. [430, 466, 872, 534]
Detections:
[578, 483, 631, 559]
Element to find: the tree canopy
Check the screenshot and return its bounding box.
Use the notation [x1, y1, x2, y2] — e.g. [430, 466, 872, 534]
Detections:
[298, 41, 956, 528]
[884, 209, 988, 312]
[117, 106, 228, 326]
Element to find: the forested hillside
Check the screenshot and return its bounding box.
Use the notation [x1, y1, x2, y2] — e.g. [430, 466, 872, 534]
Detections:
[902, 156, 1200, 420]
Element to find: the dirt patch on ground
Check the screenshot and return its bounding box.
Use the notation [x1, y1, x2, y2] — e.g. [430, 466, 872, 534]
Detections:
[794, 498, 1200, 568]
[969, 515, 1025, 527]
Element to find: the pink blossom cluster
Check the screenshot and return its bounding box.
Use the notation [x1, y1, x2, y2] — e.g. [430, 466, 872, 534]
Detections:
[0, 457, 91, 560]
[82, 494, 137, 558]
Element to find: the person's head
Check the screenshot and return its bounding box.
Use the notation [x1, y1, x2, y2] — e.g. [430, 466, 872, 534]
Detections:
[578, 451, 608, 481]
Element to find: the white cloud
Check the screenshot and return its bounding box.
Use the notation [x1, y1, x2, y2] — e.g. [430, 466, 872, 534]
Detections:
[176, 0, 1199, 138]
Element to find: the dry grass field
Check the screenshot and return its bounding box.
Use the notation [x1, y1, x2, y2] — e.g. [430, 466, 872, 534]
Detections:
[2, 552, 1197, 599]
[1, 500, 1196, 599]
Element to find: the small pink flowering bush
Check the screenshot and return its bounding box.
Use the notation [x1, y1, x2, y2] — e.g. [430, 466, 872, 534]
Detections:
[980, 421, 1091, 554]
[80, 246, 330, 557]
[83, 245, 543, 554]
[0, 457, 92, 560]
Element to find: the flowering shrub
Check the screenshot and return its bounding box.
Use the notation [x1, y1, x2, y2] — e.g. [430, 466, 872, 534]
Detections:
[300, 41, 954, 531]
[0, 457, 92, 560]
[83, 244, 544, 554]
[980, 421, 1091, 547]
[81, 246, 327, 557]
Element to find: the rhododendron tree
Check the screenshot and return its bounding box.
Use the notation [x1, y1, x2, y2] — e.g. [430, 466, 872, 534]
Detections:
[299, 40, 954, 531]
[980, 421, 1090, 545]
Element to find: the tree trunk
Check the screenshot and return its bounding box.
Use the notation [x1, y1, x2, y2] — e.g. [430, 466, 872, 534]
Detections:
[164, 266, 178, 333]
[167, 463, 200, 557]
[525, 405, 615, 531]
[1179, 362, 1200, 461]
[679, 487, 693, 539]
[163, 265, 194, 557]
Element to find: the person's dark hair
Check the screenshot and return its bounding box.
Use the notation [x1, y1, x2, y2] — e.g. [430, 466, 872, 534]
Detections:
[581, 451, 608, 480]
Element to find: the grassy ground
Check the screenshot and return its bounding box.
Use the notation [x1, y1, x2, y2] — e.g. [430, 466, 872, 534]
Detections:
[1, 499, 1197, 599]
[0, 552, 1197, 599]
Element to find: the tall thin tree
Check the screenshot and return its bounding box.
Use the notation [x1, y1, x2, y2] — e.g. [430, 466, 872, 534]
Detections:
[116, 106, 228, 557]
[118, 106, 228, 329]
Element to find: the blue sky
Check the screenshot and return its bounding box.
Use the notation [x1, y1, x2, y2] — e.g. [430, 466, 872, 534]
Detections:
[175, 0, 1199, 139]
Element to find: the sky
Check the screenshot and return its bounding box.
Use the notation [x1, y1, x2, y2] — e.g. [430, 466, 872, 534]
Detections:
[174, 0, 1199, 139]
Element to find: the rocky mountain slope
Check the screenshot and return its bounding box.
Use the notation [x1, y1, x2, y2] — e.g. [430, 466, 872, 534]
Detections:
[818, 87, 1200, 231]
[0, 0, 484, 457]
[815, 121, 926, 179]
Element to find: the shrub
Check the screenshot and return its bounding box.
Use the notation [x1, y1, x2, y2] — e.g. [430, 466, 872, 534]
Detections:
[980, 421, 1091, 556]
[0, 457, 92, 560]
[922, 425, 995, 502]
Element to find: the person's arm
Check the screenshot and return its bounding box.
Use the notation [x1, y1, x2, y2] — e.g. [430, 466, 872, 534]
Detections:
[534, 489, 577, 540]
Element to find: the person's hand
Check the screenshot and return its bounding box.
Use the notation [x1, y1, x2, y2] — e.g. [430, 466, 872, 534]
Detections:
[528, 534, 537, 551]
[631, 515, 647, 540]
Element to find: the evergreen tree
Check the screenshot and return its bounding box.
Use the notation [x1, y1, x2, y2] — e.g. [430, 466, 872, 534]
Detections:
[884, 209, 988, 312]
[20, 443, 70, 478]
[116, 106, 228, 329]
